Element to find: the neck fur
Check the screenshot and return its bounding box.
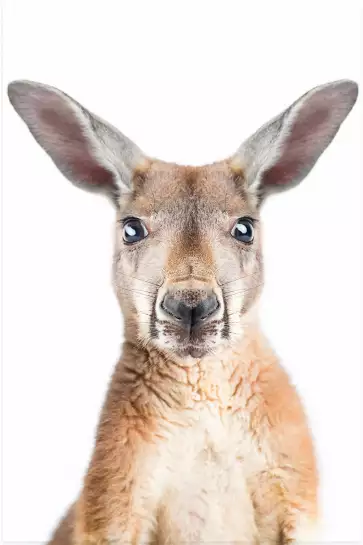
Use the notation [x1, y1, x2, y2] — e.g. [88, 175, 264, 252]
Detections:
[110, 321, 276, 415]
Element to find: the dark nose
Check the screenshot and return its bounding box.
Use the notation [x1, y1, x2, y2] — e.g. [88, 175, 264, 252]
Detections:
[161, 291, 219, 328]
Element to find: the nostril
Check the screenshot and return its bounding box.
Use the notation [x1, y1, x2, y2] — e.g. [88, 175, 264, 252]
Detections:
[191, 295, 220, 326]
[161, 296, 179, 319]
[206, 295, 219, 317]
[161, 292, 220, 327]
[161, 294, 191, 322]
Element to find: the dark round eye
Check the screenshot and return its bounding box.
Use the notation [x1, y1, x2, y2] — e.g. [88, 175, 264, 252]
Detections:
[231, 218, 254, 243]
[122, 218, 148, 244]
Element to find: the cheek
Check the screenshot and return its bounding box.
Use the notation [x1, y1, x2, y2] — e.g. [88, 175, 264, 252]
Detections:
[215, 241, 263, 313]
[114, 241, 166, 313]
[213, 239, 250, 284]
[114, 237, 163, 278]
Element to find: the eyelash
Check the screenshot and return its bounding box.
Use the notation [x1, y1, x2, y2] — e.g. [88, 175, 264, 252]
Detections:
[229, 216, 258, 230]
[120, 216, 139, 225]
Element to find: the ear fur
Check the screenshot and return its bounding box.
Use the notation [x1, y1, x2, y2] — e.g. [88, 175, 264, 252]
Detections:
[8, 80, 146, 197]
[232, 80, 358, 201]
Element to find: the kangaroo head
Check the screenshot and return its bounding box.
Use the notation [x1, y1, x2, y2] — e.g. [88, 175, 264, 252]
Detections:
[8, 80, 358, 360]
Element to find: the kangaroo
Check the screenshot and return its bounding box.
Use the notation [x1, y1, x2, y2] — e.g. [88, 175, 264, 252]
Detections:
[8, 79, 358, 544]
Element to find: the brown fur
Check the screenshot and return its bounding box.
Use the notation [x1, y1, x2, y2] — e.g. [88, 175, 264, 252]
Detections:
[9, 78, 357, 545]
[48, 161, 318, 544]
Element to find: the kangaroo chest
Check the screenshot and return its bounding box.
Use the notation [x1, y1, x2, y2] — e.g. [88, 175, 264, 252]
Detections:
[151, 405, 267, 544]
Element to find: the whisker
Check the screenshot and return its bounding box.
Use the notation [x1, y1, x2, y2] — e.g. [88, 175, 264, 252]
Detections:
[228, 320, 245, 324]
[120, 287, 155, 298]
[224, 283, 264, 297]
[227, 310, 242, 317]
[129, 275, 162, 288]
[220, 272, 260, 288]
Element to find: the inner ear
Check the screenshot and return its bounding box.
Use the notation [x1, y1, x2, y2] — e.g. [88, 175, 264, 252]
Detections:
[8, 80, 147, 196]
[38, 106, 117, 191]
[263, 101, 331, 188]
[233, 79, 358, 199]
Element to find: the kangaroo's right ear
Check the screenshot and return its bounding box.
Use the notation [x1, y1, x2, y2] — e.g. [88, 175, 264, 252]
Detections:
[8, 80, 146, 196]
[231, 79, 358, 202]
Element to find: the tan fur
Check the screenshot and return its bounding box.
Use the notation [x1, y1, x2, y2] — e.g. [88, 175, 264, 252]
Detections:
[9, 79, 357, 545]
[48, 160, 318, 545]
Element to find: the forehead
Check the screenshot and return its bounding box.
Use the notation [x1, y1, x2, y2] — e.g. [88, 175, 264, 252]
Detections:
[121, 160, 256, 218]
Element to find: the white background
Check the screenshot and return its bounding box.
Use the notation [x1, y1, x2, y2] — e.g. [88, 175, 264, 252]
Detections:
[2, 1, 361, 542]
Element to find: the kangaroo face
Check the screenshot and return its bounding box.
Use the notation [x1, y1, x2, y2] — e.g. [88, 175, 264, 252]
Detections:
[114, 161, 263, 358]
[8, 79, 358, 360]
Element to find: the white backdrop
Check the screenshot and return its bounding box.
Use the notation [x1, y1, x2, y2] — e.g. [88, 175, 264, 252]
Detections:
[2, 0, 361, 542]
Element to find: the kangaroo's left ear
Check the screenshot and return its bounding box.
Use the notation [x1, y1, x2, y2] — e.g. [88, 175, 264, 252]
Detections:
[8, 80, 147, 197]
[232, 80, 358, 201]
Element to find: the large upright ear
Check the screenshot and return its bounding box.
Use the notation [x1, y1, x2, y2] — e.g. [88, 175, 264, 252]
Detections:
[8, 80, 146, 196]
[232, 80, 358, 201]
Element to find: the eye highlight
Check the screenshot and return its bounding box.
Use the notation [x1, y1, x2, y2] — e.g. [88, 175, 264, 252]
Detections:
[122, 218, 148, 244]
[231, 217, 255, 244]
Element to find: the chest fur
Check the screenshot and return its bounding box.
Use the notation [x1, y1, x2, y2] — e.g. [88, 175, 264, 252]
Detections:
[146, 406, 268, 543]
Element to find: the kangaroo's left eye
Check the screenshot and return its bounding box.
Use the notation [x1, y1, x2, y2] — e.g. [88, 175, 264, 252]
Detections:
[231, 218, 254, 243]
[122, 218, 148, 244]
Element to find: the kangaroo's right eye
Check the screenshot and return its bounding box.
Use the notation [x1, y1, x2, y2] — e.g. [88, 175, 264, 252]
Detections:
[122, 218, 148, 244]
[231, 217, 255, 244]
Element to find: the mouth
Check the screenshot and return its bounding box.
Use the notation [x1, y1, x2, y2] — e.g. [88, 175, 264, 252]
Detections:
[149, 287, 226, 359]
[155, 318, 223, 359]
[177, 344, 212, 359]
